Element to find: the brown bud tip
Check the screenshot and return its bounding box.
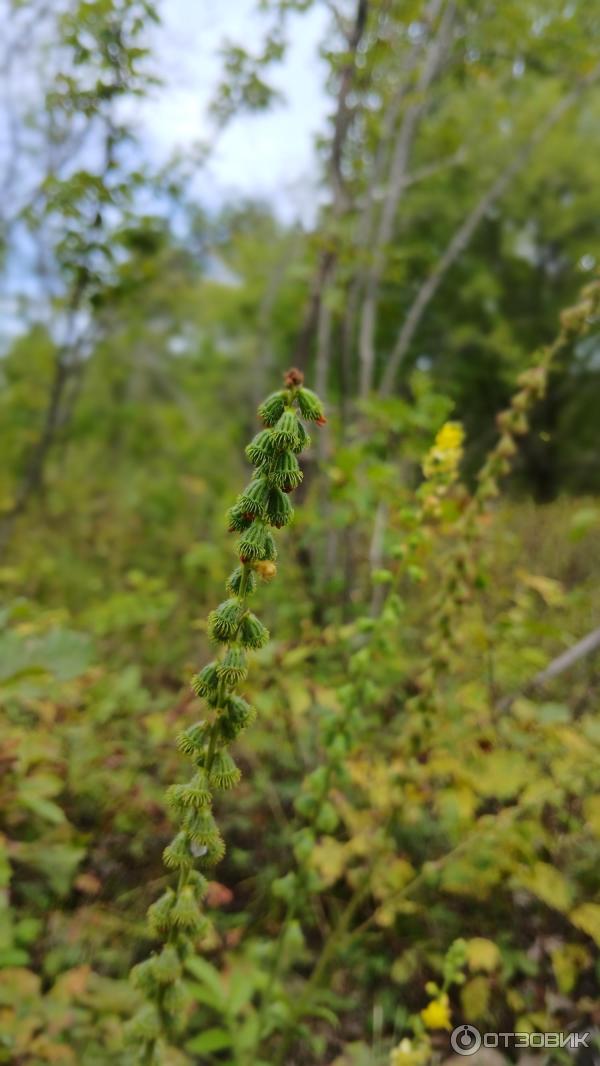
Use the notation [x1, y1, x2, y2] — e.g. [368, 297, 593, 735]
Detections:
[284, 367, 304, 388]
[315, 415, 327, 426]
[254, 560, 277, 581]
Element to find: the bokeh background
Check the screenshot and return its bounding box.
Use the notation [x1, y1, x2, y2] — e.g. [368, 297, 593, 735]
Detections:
[1, 1, 599, 1063]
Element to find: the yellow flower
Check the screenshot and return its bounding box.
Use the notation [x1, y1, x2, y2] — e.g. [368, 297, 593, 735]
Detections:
[422, 422, 464, 481]
[390, 1037, 431, 1066]
[435, 422, 464, 453]
[420, 993, 452, 1030]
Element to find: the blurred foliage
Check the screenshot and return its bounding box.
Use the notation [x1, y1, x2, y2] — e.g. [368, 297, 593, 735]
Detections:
[1, 0, 600, 1063]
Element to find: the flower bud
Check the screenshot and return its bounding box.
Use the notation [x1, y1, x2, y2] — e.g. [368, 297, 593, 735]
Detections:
[208, 599, 241, 642]
[265, 486, 294, 528]
[125, 1005, 161, 1042]
[208, 750, 241, 790]
[254, 559, 277, 581]
[176, 721, 210, 755]
[226, 565, 256, 596]
[219, 695, 256, 741]
[260, 449, 303, 491]
[217, 646, 248, 685]
[166, 771, 212, 811]
[296, 387, 326, 422]
[246, 429, 278, 465]
[171, 885, 210, 934]
[151, 945, 181, 985]
[258, 391, 287, 426]
[163, 832, 193, 871]
[227, 501, 254, 532]
[130, 958, 157, 993]
[271, 409, 302, 449]
[147, 888, 175, 936]
[238, 519, 269, 561]
[290, 420, 311, 454]
[238, 477, 271, 517]
[191, 661, 219, 698]
[238, 612, 269, 649]
[185, 809, 221, 848]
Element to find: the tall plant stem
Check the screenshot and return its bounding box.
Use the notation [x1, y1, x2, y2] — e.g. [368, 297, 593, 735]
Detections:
[275, 877, 371, 1066]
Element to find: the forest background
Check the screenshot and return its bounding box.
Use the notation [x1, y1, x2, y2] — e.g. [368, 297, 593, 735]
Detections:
[1, 1, 600, 1064]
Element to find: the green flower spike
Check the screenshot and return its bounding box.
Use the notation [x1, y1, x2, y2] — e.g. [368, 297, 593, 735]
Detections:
[131, 371, 325, 1051]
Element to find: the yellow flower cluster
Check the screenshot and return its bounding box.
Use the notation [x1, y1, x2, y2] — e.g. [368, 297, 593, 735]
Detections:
[422, 421, 465, 481]
[420, 992, 452, 1030]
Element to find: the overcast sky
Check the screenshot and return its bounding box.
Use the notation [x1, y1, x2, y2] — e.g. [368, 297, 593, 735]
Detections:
[138, 0, 330, 220]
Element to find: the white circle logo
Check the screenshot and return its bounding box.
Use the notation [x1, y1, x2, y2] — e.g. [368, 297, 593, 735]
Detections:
[451, 1025, 482, 1056]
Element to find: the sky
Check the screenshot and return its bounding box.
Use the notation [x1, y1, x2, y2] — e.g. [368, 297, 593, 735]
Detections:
[138, 0, 330, 221]
[0, 0, 330, 337]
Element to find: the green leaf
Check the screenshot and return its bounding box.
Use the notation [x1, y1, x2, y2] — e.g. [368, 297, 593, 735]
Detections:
[186, 1027, 232, 1053]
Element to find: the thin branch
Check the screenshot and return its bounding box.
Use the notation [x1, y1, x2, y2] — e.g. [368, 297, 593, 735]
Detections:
[293, 0, 370, 372]
[379, 64, 600, 396]
[358, 0, 455, 397]
[498, 625, 600, 711]
[339, 0, 445, 402]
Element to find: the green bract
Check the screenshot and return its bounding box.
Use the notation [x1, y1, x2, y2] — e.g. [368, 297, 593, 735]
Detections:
[191, 661, 219, 697]
[271, 408, 302, 449]
[238, 612, 269, 649]
[260, 449, 303, 490]
[131, 371, 324, 1051]
[227, 565, 257, 596]
[258, 390, 287, 425]
[208, 598, 241, 642]
[238, 476, 272, 516]
[246, 428, 278, 464]
[296, 386, 326, 422]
